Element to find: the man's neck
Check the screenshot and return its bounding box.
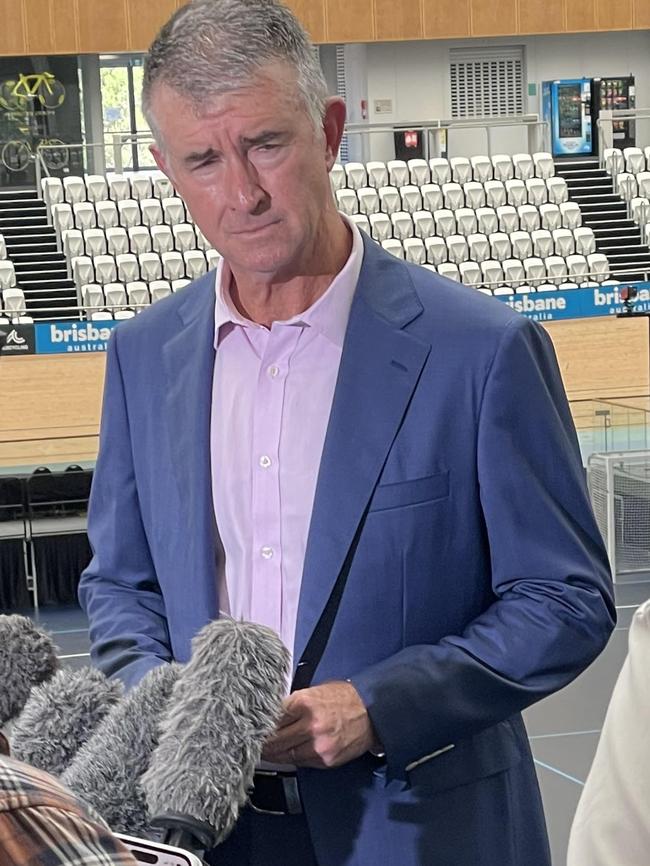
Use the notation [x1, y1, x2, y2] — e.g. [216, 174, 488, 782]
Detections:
[229, 213, 352, 328]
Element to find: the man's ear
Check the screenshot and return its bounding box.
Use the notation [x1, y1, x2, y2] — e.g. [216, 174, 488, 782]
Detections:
[150, 144, 174, 184]
[322, 97, 346, 171]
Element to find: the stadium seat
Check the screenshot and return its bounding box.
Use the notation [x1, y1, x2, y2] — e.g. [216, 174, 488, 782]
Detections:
[106, 227, 129, 257]
[0, 234, 5, 260]
[366, 161, 388, 189]
[513, 153, 534, 180]
[195, 230, 212, 252]
[0, 261, 17, 289]
[546, 177, 568, 204]
[485, 180, 506, 209]
[161, 251, 185, 281]
[128, 226, 152, 255]
[459, 261, 482, 286]
[114, 309, 135, 320]
[387, 160, 409, 188]
[90, 311, 113, 321]
[357, 187, 380, 215]
[491, 154, 514, 182]
[85, 175, 109, 202]
[476, 207, 498, 236]
[429, 158, 451, 185]
[422, 264, 437, 274]
[118, 199, 141, 228]
[536, 283, 558, 292]
[552, 228, 574, 257]
[108, 175, 131, 201]
[378, 187, 401, 215]
[433, 209, 456, 238]
[42, 177, 64, 207]
[446, 234, 469, 265]
[468, 233, 490, 263]
[63, 176, 86, 204]
[127, 281, 150, 310]
[152, 174, 175, 200]
[329, 164, 346, 191]
[141, 198, 164, 227]
[442, 183, 464, 210]
[523, 257, 546, 285]
[517, 205, 540, 233]
[545, 255, 568, 285]
[152, 225, 175, 254]
[450, 157, 472, 184]
[567, 253, 588, 283]
[587, 253, 610, 283]
[526, 178, 547, 206]
[560, 201, 581, 229]
[381, 239, 404, 259]
[574, 227, 596, 256]
[408, 159, 430, 186]
[539, 203, 561, 231]
[630, 197, 650, 223]
[83, 228, 107, 258]
[403, 237, 426, 265]
[532, 229, 553, 258]
[505, 179, 527, 208]
[139, 252, 163, 282]
[52, 203, 74, 236]
[96, 200, 120, 230]
[480, 260, 503, 287]
[172, 279, 192, 291]
[424, 236, 447, 266]
[533, 152, 554, 179]
[350, 214, 370, 234]
[82, 283, 104, 314]
[438, 262, 460, 282]
[71, 256, 94, 288]
[130, 174, 153, 201]
[471, 155, 492, 183]
[603, 147, 623, 176]
[345, 162, 367, 190]
[489, 231, 512, 262]
[510, 231, 533, 260]
[104, 282, 127, 311]
[413, 211, 434, 239]
[624, 147, 645, 174]
[206, 249, 221, 269]
[503, 259, 525, 288]
[463, 182, 485, 209]
[184, 250, 207, 278]
[390, 212, 414, 240]
[93, 255, 117, 286]
[455, 208, 477, 237]
[150, 280, 172, 303]
[369, 213, 391, 241]
[636, 171, 650, 199]
[496, 205, 518, 234]
[3, 287, 26, 316]
[162, 197, 186, 225]
[116, 253, 140, 284]
[515, 284, 534, 294]
[399, 185, 422, 214]
[62, 229, 84, 261]
[420, 183, 443, 212]
[73, 202, 96, 230]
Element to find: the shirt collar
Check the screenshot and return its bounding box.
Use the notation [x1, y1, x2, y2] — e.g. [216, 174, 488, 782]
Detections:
[214, 214, 364, 349]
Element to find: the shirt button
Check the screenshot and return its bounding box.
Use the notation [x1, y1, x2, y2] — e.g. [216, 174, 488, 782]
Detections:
[268, 365, 280, 378]
[261, 546, 274, 560]
[259, 455, 272, 469]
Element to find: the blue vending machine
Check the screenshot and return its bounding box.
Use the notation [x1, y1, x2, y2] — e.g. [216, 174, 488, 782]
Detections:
[542, 79, 594, 157]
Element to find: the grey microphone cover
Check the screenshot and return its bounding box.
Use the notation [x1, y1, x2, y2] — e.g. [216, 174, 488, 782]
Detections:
[0, 614, 59, 725]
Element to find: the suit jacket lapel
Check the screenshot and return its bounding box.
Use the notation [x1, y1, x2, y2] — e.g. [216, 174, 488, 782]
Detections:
[293, 240, 431, 671]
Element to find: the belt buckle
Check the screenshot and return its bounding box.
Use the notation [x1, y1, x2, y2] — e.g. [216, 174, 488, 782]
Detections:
[248, 770, 302, 816]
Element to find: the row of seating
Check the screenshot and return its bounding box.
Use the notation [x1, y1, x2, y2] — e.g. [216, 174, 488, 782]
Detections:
[1, 287, 31, 320]
[614, 172, 650, 202]
[62, 223, 210, 262]
[42, 172, 175, 207]
[331, 152, 556, 191]
[604, 146, 650, 177]
[0, 260, 16, 290]
[414, 255, 610, 287]
[51, 198, 198, 236]
[335, 177, 569, 217]
[82, 280, 186, 314]
[70, 249, 219, 289]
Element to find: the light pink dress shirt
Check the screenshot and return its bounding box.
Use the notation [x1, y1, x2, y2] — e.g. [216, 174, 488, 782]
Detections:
[211, 217, 364, 659]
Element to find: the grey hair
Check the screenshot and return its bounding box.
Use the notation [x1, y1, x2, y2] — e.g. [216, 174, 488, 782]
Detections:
[142, 0, 329, 140]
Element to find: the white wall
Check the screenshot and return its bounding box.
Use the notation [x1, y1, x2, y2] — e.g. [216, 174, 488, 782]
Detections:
[355, 30, 650, 161]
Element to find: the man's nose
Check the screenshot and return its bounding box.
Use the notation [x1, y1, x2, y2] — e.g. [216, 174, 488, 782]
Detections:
[223, 154, 268, 214]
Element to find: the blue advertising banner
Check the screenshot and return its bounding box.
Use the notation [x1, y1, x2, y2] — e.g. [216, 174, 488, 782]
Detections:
[35, 320, 120, 354]
[496, 282, 650, 323]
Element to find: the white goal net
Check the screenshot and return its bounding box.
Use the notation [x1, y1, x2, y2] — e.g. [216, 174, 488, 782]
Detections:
[588, 451, 650, 580]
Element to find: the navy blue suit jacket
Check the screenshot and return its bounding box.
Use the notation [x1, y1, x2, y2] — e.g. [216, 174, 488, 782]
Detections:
[79, 236, 615, 865]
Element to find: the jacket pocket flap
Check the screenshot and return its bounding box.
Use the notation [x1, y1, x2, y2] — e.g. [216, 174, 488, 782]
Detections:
[369, 472, 449, 513]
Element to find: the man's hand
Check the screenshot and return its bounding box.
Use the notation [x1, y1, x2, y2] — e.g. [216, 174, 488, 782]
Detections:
[262, 680, 381, 769]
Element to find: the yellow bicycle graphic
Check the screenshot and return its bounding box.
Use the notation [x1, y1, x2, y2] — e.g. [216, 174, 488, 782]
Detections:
[0, 72, 66, 112]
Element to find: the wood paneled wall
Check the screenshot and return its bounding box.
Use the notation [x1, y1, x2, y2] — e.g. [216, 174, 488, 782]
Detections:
[0, 317, 647, 468]
[0, 0, 648, 55]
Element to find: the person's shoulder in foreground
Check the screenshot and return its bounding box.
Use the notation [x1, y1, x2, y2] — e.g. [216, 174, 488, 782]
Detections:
[0, 752, 136, 866]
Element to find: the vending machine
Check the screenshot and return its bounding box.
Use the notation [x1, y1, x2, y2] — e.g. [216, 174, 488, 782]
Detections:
[542, 79, 595, 157]
[593, 76, 636, 149]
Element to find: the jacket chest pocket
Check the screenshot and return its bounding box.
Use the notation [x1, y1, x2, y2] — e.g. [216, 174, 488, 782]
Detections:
[368, 471, 449, 513]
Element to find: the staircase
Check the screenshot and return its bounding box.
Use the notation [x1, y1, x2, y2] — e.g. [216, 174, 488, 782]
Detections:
[554, 158, 650, 282]
[0, 188, 78, 320]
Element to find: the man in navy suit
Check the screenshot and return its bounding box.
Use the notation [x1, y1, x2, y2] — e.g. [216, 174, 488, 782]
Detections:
[79, 1, 615, 863]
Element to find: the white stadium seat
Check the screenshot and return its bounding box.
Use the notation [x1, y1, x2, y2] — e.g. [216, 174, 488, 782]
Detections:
[420, 183, 443, 212]
[471, 155, 492, 183]
[560, 201, 581, 229]
[0, 261, 17, 289]
[329, 164, 346, 191]
[85, 175, 109, 202]
[413, 211, 434, 239]
[3, 287, 26, 316]
[489, 232, 511, 262]
[128, 226, 152, 255]
[381, 239, 404, 259]
[52, 203, 74, 236]
[162, 197, 186, 225]
[587, 253, 610, 283]
[90, 311, 114, 321]
[141, 198, 164, 227]
[82, 283, 104, 314]
[424, 236, 447, 266]
[345, 162, 367, 190]
[387, 160, 409, 188]
[336, 189, 358, 215]
[116, 253, 140, 284]
[510, 231, 533, 260]
[172, 279, 192, 291]
[73, 202, 96, 230]
[106, 227, 129, 257]
[369, 213, 392, 242]
[574, 227, 596, 256]
[366, 161, 388, 189]
[442, 183, 464, 210]
[104, 282, 127, 311]
[408, 159, 430, 186]
[455, 208, 477, 237]
[93, 254, 117, 285]
[468, 233, 490, 263]
[480, 260, 504, 287]
[446, 234, 469, 265]
[42, 177, 64, 207]
[62, 229, 84, 261]
[63, 176, 86, 204]
[546, 176, 568, 204]
[152, 225, 175, 254]
[545, 255, 568, 285]
[118, 199, 141, 229]
[524, 257, 546, 286]
[184, 250, 207, 278]
[539, 203, 561, 231]
[127, 281, 150, 310]
[429, 158, 451, 185]
[552, 228, 575, 257]
[206, 249, 221, 269]
[0, 234, 5, 260]
[533, 152, 555, 179]
[390, 212, 414, 241]
[496, 205, 518, 235]
[537, 283, 558, 292]
[108, 175, 131, 201]
[476, 207, 498, 236]
[485, 180, 506, 209]
[399, 185, 422, 214]
[513, 153, 534, 180]
[161, 251, 185, 281]
[491, 154, 514, 182]
[357, 187, 380, 215]
[526, 178, 547, 206]
[403, 238, 426, 265]
[378, 186, 401, 215]
[517, 205, 540, 233]
[503, 259, 525, 288]
[130, 174, 153, 201]
[71, 256, 93, 288]
[624, 146, 645, 175]
[463, 182, 485, 210]
[433, 209, 456, 238]
[96, 200, 119, 230]
[567, 253, 588, 283]
[460, 261, 482, 286]
[152, 174, 175, 200]
[438, 262, 460, 282]
[150, 280, 172, 303]
[114, 309, 135, 320]
[450, 157, 472, 184]
[83, 228, 107, 258]
[505, 179, 527, 208]
[350, 214, 370, 234]
[636, 171, 650, 199]
[532, 229, 553, 259]
[139, 252, 163, 282]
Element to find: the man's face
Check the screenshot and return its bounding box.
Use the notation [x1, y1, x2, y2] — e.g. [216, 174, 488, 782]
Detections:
[149, 63, 344, 281]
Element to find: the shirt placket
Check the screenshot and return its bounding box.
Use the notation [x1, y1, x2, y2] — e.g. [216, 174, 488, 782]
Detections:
[249, 323, 304, 642]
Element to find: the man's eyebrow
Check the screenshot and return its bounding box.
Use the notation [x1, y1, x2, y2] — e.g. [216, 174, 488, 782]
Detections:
[241, 130, 286, 147]
[184, 147, 220, 165]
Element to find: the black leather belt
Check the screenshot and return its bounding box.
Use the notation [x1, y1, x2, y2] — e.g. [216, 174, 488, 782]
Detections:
[248, 769, 303, 816]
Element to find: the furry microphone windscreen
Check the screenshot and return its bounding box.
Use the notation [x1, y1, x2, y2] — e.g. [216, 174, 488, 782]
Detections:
[0, 614, 59, 725]
[10, 668, 123, 776]
[61, 662, 181, 836]
[143, 618, 290, 846]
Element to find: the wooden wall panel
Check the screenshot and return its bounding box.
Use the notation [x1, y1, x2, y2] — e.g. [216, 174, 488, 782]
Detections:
[0, 0, 26, 55]
[519, 0, 565, 34]
[325, 0, 375, 42]
[127, 0, 176, 52]
[422, 0, 470, 38]
[566, 0, 596, 31]
[77, 0, 129, 53]
[472, 0, 517, 35]
[22, 0, 54, 55]
[51, 0, 80, 55]
[285, 0, 327, 42]
[373, 0, 422, 41]
[596, 0, 634, 29]
[634, 0, 650, 27]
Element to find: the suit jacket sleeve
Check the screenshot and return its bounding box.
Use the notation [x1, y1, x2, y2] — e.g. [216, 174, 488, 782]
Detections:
[78, 329, 171, 689]
[350, 315, 615, 781]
